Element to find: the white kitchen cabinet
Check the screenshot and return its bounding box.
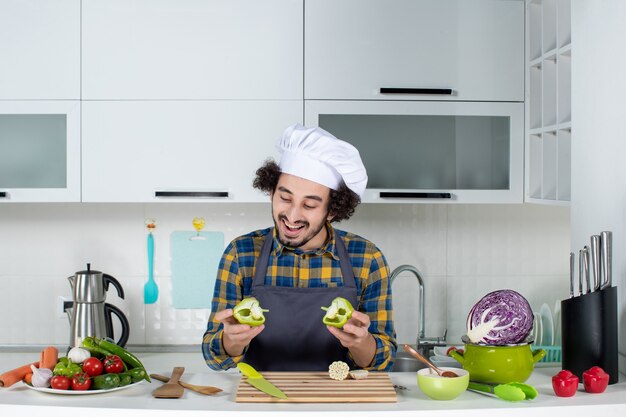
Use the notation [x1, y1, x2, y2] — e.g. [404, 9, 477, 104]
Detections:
[305, 0, 524, 102]
[82, 0, 303, 100]
[0, 101, 81, 202]
[0, 0, 80, 99]
[525, 0, 571, 204]
[82, 101, 302, 202]
[305, 100, 524, 204]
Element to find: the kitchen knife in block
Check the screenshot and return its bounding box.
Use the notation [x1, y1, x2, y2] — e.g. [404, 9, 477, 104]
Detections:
[237, 363, 288, 400]
[152, 367, 185, 398]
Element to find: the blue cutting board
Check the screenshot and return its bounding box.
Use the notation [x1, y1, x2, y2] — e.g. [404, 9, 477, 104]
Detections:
[170, 231, 224, 309]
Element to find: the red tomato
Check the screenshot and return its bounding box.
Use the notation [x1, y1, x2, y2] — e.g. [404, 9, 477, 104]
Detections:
[552, 369, 579, 397]
[71, 372, 92, 391]
[582, 366, 609, 394]
[104, 355, 124, 374]
[82, 357, 104, 377]
[50, 375, 71, 390]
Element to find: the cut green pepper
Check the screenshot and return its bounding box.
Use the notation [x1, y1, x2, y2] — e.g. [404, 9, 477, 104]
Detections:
[233, 297, 268, 326]
[321, 297, 354, 328]
[52, 357, 83, 377]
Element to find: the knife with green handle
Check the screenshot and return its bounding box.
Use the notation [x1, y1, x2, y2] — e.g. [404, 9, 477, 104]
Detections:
[237, 363, 288, 400]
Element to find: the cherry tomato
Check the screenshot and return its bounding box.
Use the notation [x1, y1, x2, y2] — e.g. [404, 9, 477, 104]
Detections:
[50, 375, 71, 390]
[71, 372, 92, 391]
[82, 357, 104, 377]
[104, 355, 124, 374]
[552, 369, 579, 397]
[583, 366, 609, 394]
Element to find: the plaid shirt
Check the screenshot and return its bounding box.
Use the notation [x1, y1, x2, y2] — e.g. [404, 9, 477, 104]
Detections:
[202, 225, 397, 371]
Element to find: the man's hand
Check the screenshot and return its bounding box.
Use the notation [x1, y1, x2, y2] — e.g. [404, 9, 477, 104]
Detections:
[215, 308, 264, 357]
[326, 311, 376, 368]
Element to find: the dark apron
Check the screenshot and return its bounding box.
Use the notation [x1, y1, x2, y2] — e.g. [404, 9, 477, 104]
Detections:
[243, 230, 358, 371]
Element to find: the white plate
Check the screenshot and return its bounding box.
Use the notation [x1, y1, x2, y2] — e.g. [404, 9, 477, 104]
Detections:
[24, 379, 144, 395]
[540, 303, 554, 346]
[432, 345, 464, 357]
[532, 311, 543, 345]
[553, 299, 562, 346]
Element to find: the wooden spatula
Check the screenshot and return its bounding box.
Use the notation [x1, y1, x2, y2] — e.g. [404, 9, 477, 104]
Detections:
[150, 373, 222, 395]
[152, 367, 185, 398]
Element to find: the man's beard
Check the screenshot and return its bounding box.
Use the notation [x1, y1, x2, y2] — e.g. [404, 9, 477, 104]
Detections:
[272, 212, 328, 249]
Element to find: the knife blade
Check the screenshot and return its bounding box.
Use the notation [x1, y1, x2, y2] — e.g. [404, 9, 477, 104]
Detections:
[237, 363, 288, 400]
[583, 246, 591, 293]
[600, 231, 612, 289]
[569, 252, 575, 298]
[590, 235, 601, 291]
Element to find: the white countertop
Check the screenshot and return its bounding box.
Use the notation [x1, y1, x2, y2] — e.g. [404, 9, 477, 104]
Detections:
[1, 351, 625, 416]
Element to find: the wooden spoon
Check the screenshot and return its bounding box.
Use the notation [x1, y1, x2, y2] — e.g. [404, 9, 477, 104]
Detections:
[150, 373, 223, 395]
[403, 344, 459, 378]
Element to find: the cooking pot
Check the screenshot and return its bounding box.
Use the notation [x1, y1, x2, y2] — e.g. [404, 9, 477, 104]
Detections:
[449, 343, 546, 384]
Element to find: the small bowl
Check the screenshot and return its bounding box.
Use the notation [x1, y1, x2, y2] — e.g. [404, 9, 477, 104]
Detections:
[417, 367, 469, 400]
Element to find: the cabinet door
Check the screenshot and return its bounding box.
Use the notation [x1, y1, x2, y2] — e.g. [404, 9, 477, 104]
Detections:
[305, 100, 524, 204]
[82, 0, 303, 100]
[0, 0, 80, 99]
[82, 101, 302, 202]
[0, 101, 81, 202]
[305, 0, 524, 102]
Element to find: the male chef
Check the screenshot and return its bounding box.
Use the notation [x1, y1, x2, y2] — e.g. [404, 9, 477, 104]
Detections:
[202, 123, 396, 371]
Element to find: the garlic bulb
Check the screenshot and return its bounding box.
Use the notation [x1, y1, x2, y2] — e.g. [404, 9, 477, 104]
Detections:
[30, 364, 53, 388]
[67, 346, 91, 364]
[349, 369, 369, 380]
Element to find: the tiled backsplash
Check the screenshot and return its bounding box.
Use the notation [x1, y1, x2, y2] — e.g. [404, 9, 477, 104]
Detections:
[0, 203, 570, 347]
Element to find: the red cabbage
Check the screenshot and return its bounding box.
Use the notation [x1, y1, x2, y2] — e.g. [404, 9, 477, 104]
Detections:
[466, 289, 533, 345]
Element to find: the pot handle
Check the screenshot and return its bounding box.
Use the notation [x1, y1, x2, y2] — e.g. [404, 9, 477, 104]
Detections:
[449, 349, 465, 364]
[104, 303, 130, 348]
[531, 348, 547, 364]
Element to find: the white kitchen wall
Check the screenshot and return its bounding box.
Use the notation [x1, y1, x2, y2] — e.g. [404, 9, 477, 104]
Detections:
[571, 0, 626, 372]
[0, 202, 569, 348]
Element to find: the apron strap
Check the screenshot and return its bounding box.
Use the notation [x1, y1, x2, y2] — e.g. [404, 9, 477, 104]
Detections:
[252, 228, 357, 289]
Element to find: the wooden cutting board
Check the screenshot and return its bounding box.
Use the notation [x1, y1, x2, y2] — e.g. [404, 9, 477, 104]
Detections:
[235, 372, 397, 403]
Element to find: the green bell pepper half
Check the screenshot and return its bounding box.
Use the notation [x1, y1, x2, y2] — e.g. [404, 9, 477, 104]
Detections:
[321, 297, 354, 328]
[53, 357, 83, 377]
[233, 297, 269, 326]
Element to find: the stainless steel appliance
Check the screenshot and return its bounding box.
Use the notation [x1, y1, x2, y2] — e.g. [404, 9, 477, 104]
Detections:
[64, 263, 130, 348]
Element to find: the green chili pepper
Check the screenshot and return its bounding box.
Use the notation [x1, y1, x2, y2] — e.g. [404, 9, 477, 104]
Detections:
[81, 336, 114, 358]
[233, 297, 269, 326]
[83, 337, 151, 382]
[53, 357, 83, 377]
[92, 373, 121, 390]
[321, 297, 354, 328]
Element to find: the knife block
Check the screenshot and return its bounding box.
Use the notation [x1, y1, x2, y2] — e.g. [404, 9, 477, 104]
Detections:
[560, 286, 618, 384]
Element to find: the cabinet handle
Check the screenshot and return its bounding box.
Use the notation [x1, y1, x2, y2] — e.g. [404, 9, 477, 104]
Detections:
[380, 88, 453, 95]
[380, 192, 452, 199]
[0, 192, 6, 198]
[155, 191, 229, 198]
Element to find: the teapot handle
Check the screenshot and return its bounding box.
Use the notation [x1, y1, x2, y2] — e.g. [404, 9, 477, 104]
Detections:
[104, 303, 130, 348]
[449, 349, 465, 364]
[103, 274, 125, 299]
[531, 348, 547, 364]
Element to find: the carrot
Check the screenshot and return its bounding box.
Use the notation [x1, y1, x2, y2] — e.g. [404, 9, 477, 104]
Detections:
[40, 346, 59, 371]
[23, 373, 33, 385]
[0, 361, 39, 388]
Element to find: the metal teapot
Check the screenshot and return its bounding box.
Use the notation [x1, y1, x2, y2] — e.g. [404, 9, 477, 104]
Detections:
[64, 263, 130, 348]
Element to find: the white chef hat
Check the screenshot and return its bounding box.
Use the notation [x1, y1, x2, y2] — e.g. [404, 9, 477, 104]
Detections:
[276, 124, 368, 197]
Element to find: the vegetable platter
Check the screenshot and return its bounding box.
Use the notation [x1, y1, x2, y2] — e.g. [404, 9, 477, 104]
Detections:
[0, 337, 150, 394]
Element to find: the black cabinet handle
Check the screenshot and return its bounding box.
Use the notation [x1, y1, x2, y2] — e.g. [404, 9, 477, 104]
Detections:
[0, 191, 6, 198]
[380, 88, 453, 95]
[380, 192, 452, 199]
[155, 191, 229, 198]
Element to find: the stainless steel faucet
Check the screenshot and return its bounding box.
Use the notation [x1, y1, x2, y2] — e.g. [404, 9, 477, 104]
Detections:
[390, 264, 447, 356]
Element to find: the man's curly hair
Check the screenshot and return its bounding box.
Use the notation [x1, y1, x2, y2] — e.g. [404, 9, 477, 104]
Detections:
[252, 159, 361, 222]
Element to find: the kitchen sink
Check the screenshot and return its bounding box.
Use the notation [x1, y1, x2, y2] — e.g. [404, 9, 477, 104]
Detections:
[390, 352, 428, 372]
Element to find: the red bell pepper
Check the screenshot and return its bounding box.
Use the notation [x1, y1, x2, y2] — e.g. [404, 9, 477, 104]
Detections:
[582, 366, 609, 394]
[552, 370, 579, 397]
